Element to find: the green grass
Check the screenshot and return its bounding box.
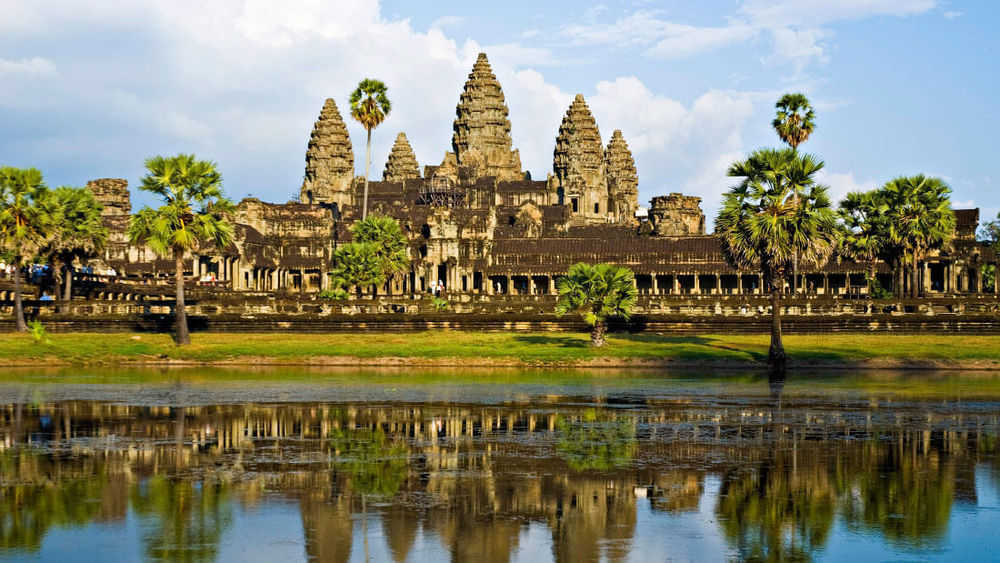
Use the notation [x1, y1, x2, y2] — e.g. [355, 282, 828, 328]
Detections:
[2, 331, 1000, 367]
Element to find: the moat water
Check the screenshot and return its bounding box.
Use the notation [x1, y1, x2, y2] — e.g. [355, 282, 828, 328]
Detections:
[1, 367, 999, 562]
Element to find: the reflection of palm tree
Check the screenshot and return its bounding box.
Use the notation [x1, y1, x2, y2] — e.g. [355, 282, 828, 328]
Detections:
[329, 427, 409, 562]
[556, 409, 637, 471]
[130, 476, 233, 562]
[717, 452, 836, 561]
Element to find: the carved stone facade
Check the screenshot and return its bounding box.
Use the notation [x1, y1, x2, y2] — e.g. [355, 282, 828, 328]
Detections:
[300, 98, 354, 209]
[383, 133, 420, 183]
[648, 194, 706, 236]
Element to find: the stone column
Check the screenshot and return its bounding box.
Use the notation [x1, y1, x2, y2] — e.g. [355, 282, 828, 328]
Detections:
[823, 274, 829, 295]
[923, 262, 931, 293]
[651, 274, 658, 295]
[549, 276, 556, 294]
[673, 275, 679, 294]
[737, 274, 743, 295]
[693, 274, 700, 294]
[528, 276, 535, 295]
[975, 268, 982, 293]
[715, 275, 722, 295]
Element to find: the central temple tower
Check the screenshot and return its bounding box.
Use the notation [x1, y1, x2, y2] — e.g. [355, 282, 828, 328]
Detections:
[450, 53, 523, 181]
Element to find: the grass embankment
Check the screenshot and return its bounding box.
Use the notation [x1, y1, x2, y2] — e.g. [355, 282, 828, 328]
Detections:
[2, 332, 1000, 368]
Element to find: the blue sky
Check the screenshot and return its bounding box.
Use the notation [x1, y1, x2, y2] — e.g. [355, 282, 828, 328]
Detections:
[1, 0, 995, 226]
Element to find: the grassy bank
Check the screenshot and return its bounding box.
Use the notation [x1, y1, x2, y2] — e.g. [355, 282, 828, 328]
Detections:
[2, 332, 1000, 368]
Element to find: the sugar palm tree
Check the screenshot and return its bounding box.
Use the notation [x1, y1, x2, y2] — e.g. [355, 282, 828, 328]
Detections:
[349, 79, 391, 219]
[716, 148, 838, 370]
[0, 166, 55, 331]
[350, 215, 408, 288]
[839, 191, 891, 291]
[773, 93, 816, 294]
[128, 155, 234, 345]
[43, 186, 108, 307]
[880, 175, 955, 298]
[555, 262, 637, 347]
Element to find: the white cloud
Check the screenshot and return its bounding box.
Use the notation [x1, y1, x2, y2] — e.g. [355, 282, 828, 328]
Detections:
[0, 57, 57, 77]
[943, 10, 962, 19]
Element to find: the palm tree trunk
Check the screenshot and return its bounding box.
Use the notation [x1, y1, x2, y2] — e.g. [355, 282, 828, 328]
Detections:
[63, 263, 73, 303]
[910, 249, 920, 299]
[363, 129, 371, 219]
[175, 249, 190, 346]
[13, 259, 27, 332]
[895, 256, 905, 298]
[591, 319, 606, 347]
[769, 273, 786, 372]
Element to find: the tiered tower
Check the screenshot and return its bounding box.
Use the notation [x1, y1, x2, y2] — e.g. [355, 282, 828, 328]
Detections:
[553, 94, 606, 223]
[450, 53, 522, 181]
[604, 130, 639, 225]
[383, 133, 420, 183]
[300, 98, 354, 209]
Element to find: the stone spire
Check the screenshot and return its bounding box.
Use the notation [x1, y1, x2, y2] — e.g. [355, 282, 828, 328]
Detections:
[450, 52, 522, 181]
[604, 130, 639, 224]
[553, 94, 605, 187]
[300, 98, 354, 206]
[553, 94, 607, 223]
[383, 132, 420, 182]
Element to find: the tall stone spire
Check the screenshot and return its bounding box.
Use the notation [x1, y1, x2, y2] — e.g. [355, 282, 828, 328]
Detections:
[553, 94, 607, 223]
[300, 98, 354, 207]
[383, 132, 420, 182]
[450, 52, 522, 181]
[604, 130, 639, 224]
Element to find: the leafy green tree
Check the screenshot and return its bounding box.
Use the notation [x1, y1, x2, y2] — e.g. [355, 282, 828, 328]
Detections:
[772, 93, 816, 151]
[0, 166, 56, 331]
[772, 93, 816, 295]
[42, 186, 108, 304]
[330, 242, 382, 293]
[351, 215, 408, 284]
[839, 190, 893, 294]
[716, 148, 838, 370]
[978, 212, 1000, 292]
[880, 175, 955, 298]
[128, 155, 234, 345]
[555, 262, 637, 347]
[349, 79, 391, 219]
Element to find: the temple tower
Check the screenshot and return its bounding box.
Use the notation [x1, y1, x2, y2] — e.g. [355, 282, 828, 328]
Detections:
[383, 132, 420, 183]
[553, 94, 606, 223]
[450, 53, 523, 181]
[604, 130, 639, 225]
[648, 194, 706, 236]
[300, 98, 354, 209]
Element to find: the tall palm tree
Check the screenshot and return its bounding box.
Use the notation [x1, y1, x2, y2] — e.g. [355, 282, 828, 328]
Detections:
[716, 148, 838, 370]
[128, 155, 234, 345]
[43, 186, 108, 307]
[839, 191, 891, 291]
[0, 166, 55, 331]
[349, 79, 391, 220]
[555, 262, 637, 347]
[880, 175, 955, 298]
[772, 93, 816, 294]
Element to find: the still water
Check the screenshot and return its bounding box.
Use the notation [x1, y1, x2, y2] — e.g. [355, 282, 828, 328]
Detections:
[1, 368, 999, 562]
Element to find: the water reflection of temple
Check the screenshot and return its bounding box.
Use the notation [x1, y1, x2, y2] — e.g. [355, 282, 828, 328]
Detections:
[1, 399, 998, 561]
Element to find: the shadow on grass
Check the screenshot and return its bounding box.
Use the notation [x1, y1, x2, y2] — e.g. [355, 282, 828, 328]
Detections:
[514, 332, 770, 361]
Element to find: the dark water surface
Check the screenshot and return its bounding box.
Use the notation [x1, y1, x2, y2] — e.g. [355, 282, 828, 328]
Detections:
[1, 367, 999, 562]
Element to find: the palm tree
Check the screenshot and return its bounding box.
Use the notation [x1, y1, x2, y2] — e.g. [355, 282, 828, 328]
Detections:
[839, 191, 891, 292]
[772, 93, 816, 294]
[0, 166, 55, 331]
[880, 175, 955, 298]
[555, 262, 637, 347]
[43, 186, 108, 307]
[349, 79, 391, 219]
[716, 148, 838, 370]
[128, 155, 234, 345]
[350, 215, 408, 291]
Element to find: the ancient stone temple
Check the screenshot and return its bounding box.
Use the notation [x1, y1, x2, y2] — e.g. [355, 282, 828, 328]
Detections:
[449, 53, 522, 182]
[82, 52, 997, 300]
[383, 133, 420, 183]
[300, 98, 354, 208]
